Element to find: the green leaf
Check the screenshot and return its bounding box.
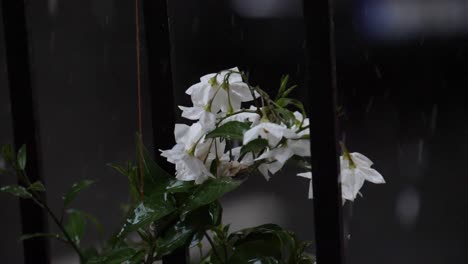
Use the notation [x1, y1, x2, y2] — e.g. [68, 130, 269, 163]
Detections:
[156, 221, 195, 257]
[166, 179, 195, 193]
[0, 185, 32, 199]
[64, 210, 86, 246]
[181, 178, 241, 216]
[81, 211, 105, 236]
[227, 224, 299, 263]
[2, 144, 15, 165]
[240, 138, 268, 157]
[276, 98, 306, 116]
[108, 162, 139, 201]
[28, 181, 46, 192]
[116, 193, 176, 242]
[206, 121, 251, 140]
[63, 180, 94, 208]
[281, 85, 297, 98]
[87, 248, 144, 264]
[17, 145, 27, 170]
[277, 75, 290, 100]
[157, 202, 224, 257]
[135, 134, 173, 194]
[20, 233, 64, 242]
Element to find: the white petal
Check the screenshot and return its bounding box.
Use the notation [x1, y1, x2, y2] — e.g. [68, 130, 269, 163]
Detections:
[174, 124, 190, 144]
[230, 83, 255, 102]
[267, 161, 283, 174]
[257, 164, 271, 181]
[243, 126, 261, 145]
[179, 106, 204, 120]
[199, 111, 217, 131]
[350, 152, 373, 167]
[288, 139, 311, 157]
[200, 73, 217, 83]
[297, 172, 312, 179]
[360, 167, 385, 184]
[308, 180, 314, 199]
[220, 112, 260, 126]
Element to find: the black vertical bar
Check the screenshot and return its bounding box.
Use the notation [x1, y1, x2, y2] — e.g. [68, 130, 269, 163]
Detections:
[141, 0, 188, 263]
[303, 1, 345, 264]
[1, 0, 50, 263]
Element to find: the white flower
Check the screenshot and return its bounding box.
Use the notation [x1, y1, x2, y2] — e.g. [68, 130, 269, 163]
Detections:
[160, 144, 213, 184]
[243, 122, 296, 147]
[185, 67, 258, 114]
[178, 106, 217, 131]
[340, 152, 385, 202]
[297, 172, 313, 199]
[160, 122, 216, 184]
[257, 161, 283, 181]
[217, 147, 254, 177]
[219, 111, 261, 127]
[256, 139, 310, 165]
[296, 153, 384, 201]
[174, 123, 205, 152]
[292, 111, 310, 137]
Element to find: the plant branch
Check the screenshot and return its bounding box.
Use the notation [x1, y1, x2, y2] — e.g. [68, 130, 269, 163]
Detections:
[204, 230, 225, 263]
[31, 192, 86, 262]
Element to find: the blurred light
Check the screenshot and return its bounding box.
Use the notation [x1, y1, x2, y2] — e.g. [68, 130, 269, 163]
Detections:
[359, 0, 468, 40]
[48, 0, 58, 16]
[231, 0, 302, 18]
[396, 187, 420, 229]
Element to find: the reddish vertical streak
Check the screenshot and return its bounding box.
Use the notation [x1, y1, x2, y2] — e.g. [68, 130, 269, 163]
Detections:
[135, 0, 144, 199]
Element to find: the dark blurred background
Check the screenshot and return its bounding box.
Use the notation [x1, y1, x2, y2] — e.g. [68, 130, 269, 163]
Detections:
[1, 0, 468, 263]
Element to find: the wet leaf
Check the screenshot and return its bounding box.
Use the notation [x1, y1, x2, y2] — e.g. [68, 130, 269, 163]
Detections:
[63, 180, 94, 208]
[17, 145, 27, 170]
[116, 194, 175, 242]
[0, 185, 32, 199]
[87, 248, 144, 264]
[64, 210, 86, 246]
[206, 121, 251, 140]
[181, 178, 241, 216]
[240, 138, 268, 157]
[28, 181, 46, 192]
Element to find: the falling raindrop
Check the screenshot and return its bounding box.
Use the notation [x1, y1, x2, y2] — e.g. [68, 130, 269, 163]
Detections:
[191, 17, 200, 34]
[49, 31, 55, 53]
[430, 104, 438, 135]
[396, 188, 420, 229]
[374, 66, 382, 79]
[48, 0, 58, 16]
[418, 138, 424, 164]
[365, 96, 374, 114]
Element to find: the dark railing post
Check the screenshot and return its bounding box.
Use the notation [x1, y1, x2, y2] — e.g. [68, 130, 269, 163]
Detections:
[141, 0, 188, 263]
[1, 0, 50, 263]
[303, 1, 345, 264]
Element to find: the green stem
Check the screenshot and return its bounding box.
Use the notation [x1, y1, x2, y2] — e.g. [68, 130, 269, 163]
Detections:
[204, 231, 225, 263]
[32, 193, 86, 262]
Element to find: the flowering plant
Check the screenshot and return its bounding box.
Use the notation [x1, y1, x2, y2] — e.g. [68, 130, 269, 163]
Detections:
[0, 67, 384, 263]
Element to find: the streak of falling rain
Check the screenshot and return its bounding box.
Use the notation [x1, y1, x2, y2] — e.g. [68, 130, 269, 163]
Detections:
[418, 138, 424, 164]
[375, 66, 382, 79]
[231, 14, 236, 27]
[192, 17, 200, 34]
[421, 111, 427, 125]
[48, 0, 58, 16]
[365, 96, 374, 114]
[239, 30, 244, 41]
[430, 104, 438, 134]
[49, 31, 55, 53]
[105, 15, 109, 25]
[384, 87, 391, 99]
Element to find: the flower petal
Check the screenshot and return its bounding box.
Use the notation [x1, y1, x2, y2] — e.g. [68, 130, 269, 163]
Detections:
[360, 167, 385, 184]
